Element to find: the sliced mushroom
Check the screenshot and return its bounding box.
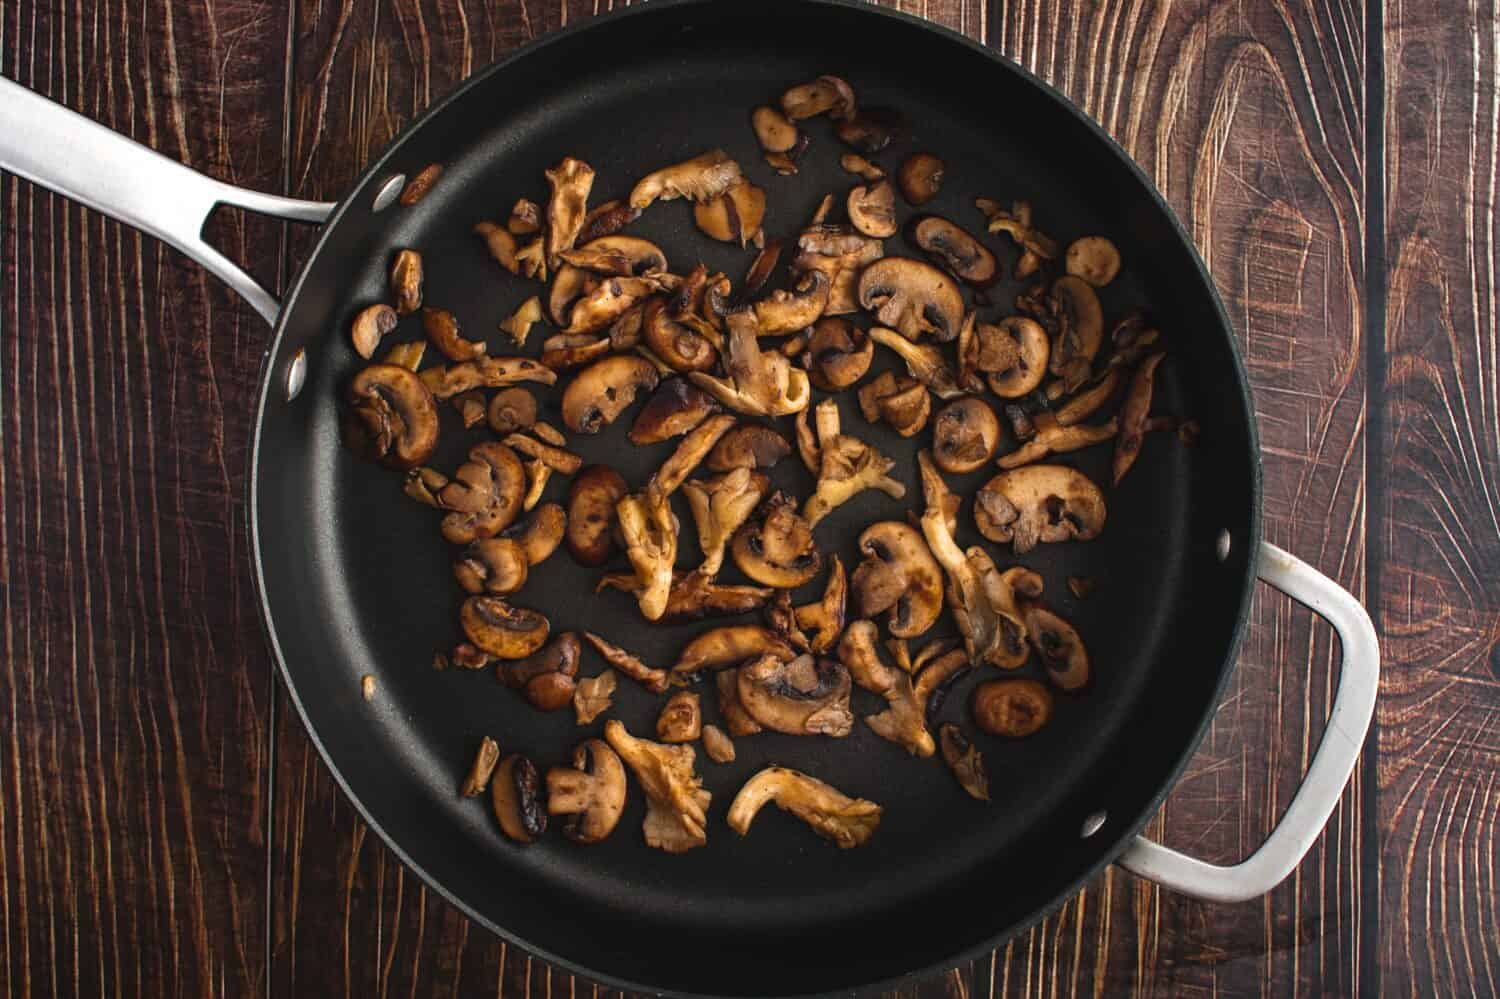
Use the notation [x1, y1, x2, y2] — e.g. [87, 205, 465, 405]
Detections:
[438, 442, 527, 543]
[752, 270, 830, 336]
[978, 198, 1058, 278]
[646, 413, 736, 506]
[974, 465, 1107, 553]
[491, 754, 546, 843]
[563, 275, 671, 335]
[972, 678, 1053, 738]
[897, 153, 944, 205]
[628, 377, 722, 445]
[804, 317, 873, 391]
[461, 736, 501, 797]
[751, 105, 800, 154]
[559, 235, 668, 276]
[402, 466, 447, 507]
[461, 597, 550, 661]
[515, 237, 548, 281]
[548, 263, 596, 327]
[496, 631, 579, 710]
[682, 467, 771, 577]
[346, 364, 440, 469]
[656, 691, 702, 743]
[582, 631, 671, 694]
[939, 725, 989, 801]
[390, 249, 423, 315]
[795, 407, 821, 473]
[499, 296, 545, 346]
[544, 156, 595, 268]
[546, 739, 626, 843]
[507, 198, 541, 235]
[694, 180, 766, 246]
[420, 307, 484, 362]
[629, 149, 743, 211]
[454, 537, 529, 595]
[716, 669, 762, 736]
[1048, 275, 1105, 378]
[840, 152, 885, 182]
[671, 624, 795, 676]
[738, 653, 853, 737]
[780, 75, 856, 121]
[857, 257, 964, 342]
[595, 571, 773, 623]
[742, 238, 785, 299]
[642, 297, 719, 373]
[419, 355, 556, 400]
[1053, 368, 1121, 425]
[539, 333, 613, 372]
[475, 222, 521, 274]
[793, 224, 885, 316]
[486, 387, 537, 435]
[867, 325, 966, 399]
[856, 371, 931, 437]
[351, 304, 398, 359]
[932, 398, 1001, 473]
[851, 521, 944, 638]
[503, 502, 566, 565]
[836, 619, 931, 756]
[1065, 235, 1120, 287]
[561, 355, 660, 434]
[835, 106, 901, 153]
[909, 216, 997, 285]
[727, 767, 880, 848]
[801, 398, 905, 527]
[451, 389, 486, 428]
[706, 423, 791, 471]
[967, 317, 1050, 398]
[795, 557, 847, 654]
[1113, 351, 1165, 485]
[701, 725, 736, 763]
[616, 491, 679, 622]
[689, 311, 811, 417]
[603, 720, 710, 853]
[1025, 603, 1089, 690]
[731, 490, 822, 588]
[379, 339, 427, 372]
[565, 464, 627, 566]
[577, 199, 642, 244]
[847, 180, 897, 239]
[449, 643, 489, 671]
[997, 413, 1117, 469]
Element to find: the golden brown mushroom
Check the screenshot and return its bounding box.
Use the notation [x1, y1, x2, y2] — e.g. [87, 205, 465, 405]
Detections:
[656, 691, 702, 743]
[486, 387, 537, 435]
[545, 739, 626, 843]
[577, 200, 642, 244]
[682, 468, 771, 577]
[779, 75, 856, 120]
[670, 624, 795, 677]
[561, 355, 660, 434]
[835, 106, 902, 153]
[689, 311, 812, 417]
[840, 152, 885, 182]
[737, 653, 853, 737]
[420, 306, 485, 362]
[972, 678, 1053, 737]
[438, 442, 527, 544]
[977, 198, 1058, 278]
[539, 333, 612, 372]
[965, 316, 1050, 398]
[507, 198, 541, 235]
[565, 464, 627, 566]
[694, 180, 767, 246]
[499, 296, 545, 346]
[857, 257, 964, 342]
[897, 153, 944, 205]
[581, 632, 671, 694]
[604, 720, 710, 853]
[867, 325, 966, 399]
[706, 423, 791, 471]
[752, 270, 831, 336]
[701, 725, 736, 763]
[629, 377, 722, 445]
[646, 413, 737, 506]
[716, 669, 762, 737]
[594, 571, 773, 624]
[389, 249, 423, 315]
[974, 464, 1107, 553]
[350, 304, 398, 359]
[559, 235, 668, 276]
[856, 371, 931, 437]
[1026, 603, 1090, 690]
[496, 631, 579, 710]
[804, 317, 874, 391]
[616, 491, 679, 621]
[1048, 275, 1105, 379]
[800, 399, 905, 527]
[909, 216, 997, 285]
[847, 180, 897, 239]
[419, 355, 556, 400]
[836, 620, 932, 756]
[850, 521, 944, 638]
[453, 537, 529, 595]
[460, 597, 550, 661]
[460, 736, 500, 797]
[932, 398, 1001, 473]
[727, 767, 880, 848]
[544, 156, 595, 268]
[751, 105, 801, 157]
[794, 556, 847, 654]
[996, 412, 1117, 469]
[730, 491, 822, 588]
[939, 724, 990, 801]
[1065, 235, 1121, 287]
[628, 149, 743, 211]
[1113, 351, 1165, 485]
[641, 296, 720, 374]
[346, 364, 440, 469]
[793, 224, 885, 316]
[502, 502, 566, 566]
[475, 222, 521, 274]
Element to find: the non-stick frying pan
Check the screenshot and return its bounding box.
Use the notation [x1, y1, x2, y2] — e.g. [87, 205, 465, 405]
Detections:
[0, 1, 1379, 994]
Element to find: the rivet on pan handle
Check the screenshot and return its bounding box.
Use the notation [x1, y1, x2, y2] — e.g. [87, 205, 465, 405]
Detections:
[1117, 541, 1379, 902]
[0, 76, 333, 325]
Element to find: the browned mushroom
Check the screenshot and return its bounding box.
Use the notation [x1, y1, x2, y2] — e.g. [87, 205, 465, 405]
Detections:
[1025, 603, 1089, 690]
[847, 180, 897, 238]
[840, 152, 885, 182]
[504, 431, 583, 476]
[730, 491, 822, 588]
[1047, 275, 1104, 379]
[794, 556, 847, 654]
[499, 296, 545, 346]
[646, 413, 736, 506]
[566, 464, 627, 566]
[604, 720, 710, 853]
[544, 155, 595, 268]
[716, 669, 762, 736]
[379, 339, 426, 372]
[351, 304, 398, 359]
[461, 597, 550, 661]
[738, 653, 853, 737]
[507, 198, 541, 235]
[793, 224, 885, 316]
[857, 257, 964, 341]
[978, 198, 1058, 278]
[856, 371, 931, 437]
[503, 502, 566, 565]
[689, 311, 812, 417]
[641, 297, 719, 374]
[897, 153, 944, 205]
[616, 491, 679, 621]
[701, 725, 736, 763]
[545, 739, 626, 843]
[742, 239, 785, 299]
[694, 180, 767, 246]
[965, 317, 1050, 398]
[402, 466, 447, 507]
[563, 275, 673, 335]
[1113, 351, 1165, 485]
[461, 736, 501, 797]
[800, 399, 905, 527]
[548, 262, 597, 327]
[997, 413, 1117, 469]
[577, 200, 642, 244]
[656, 691, 702, 743]
[909, 216, 997, 285]
[1065, 235, 1120, 287]
[727, 767, 880, 848]
[1053, 368, 1121, 425]
[475, 222, 521, 274]
[399, 163, 442, 206]
[780, 75, 856, 120]
[448, 390, 485, 428]
[932, 397, 1001, 473]
[561, 355, 660, 434]
[671, 624, 795, 677]
[867, 325, 966, 399]
[851, 521, 944, 638]
[835, 106, 901, 153]
[972, 678, 1053, 737]
[539, 333, 612, 371]
[706, 423, 791, 471]
[496, 631, 579, 710]
[683, 468, 771, 577]
[559, 235, 668, 276]
[628, 377, 722, 445]
[752, 270, 831, 336]
[595, 571, 773, 623]
[939, 724, 990, 801]
[419, 355, 556, 400]
[629, 149, 743, 211]
[420, 307, 484, 362]
[836, 619, 931, 756]
[487, 387, 537, 434]
[581, 631, 671, 694]
[803, 317, 873, 391]
[751, 105, 801, 157]
[974, 464, 1107, 553]
[491, 754, 546, 843]
[454, 537, 529, 595]
[346, 364, 440, 469]
[390, 249, 423, 314]
[438, 442, 528, 543]
[515, 237, 548, 281]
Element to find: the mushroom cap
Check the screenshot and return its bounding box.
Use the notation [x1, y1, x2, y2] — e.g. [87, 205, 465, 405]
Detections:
[857, 257, 964, 342]
[454, 537, 529, 595]
[561, 354, 660, 434]
[628, 376, 721, 444]
[852, 521, 944, 638]
[805, 317, 874, 391]
[932, 397, 1001, 473]
[779, 75, 856, 121]
[971, 317, 1050, 398]
[897, 153, 944, 205]
[491, 754, 547, 843]
[421, 306, 485, 361]
[461, 597, 550, 660]
[498, 632, 581, 711]
[909, 216, 997, 285]
[730, 492, 822, 588]
[706, 424, 791, 472]
[346, 364, 440, 470]
[973, 464, 1107, 553]
[546, 739, 627, 844]
[737, 653, 854, 737]
[847, 180, 897, 239]
[565, 465, 628, 566]
[972, 678, 1054, 738]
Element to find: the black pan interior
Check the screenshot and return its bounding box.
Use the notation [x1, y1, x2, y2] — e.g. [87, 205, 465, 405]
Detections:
[250, 2, 1260, 994]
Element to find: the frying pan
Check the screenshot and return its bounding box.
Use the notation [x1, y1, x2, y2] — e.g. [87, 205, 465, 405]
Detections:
[0, 1, 1379, 994]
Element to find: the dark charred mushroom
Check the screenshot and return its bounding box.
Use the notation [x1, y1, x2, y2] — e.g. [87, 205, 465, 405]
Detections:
[421, 306, 485, 362]
[350, 304, 398, 359]
[629, 377, 722, 445]
[857, 257, 964, 341]
[565, 464, 628, 566]
[730, 491, 822, 588]
[438, 442, 527, 544]
[694, 180, 767, 246]
[656, 691, 702, 743]
[496, 631, 580, 710]
[545, 739, 627, 844]
[909, 216, 997, 285]
[847, 180, 897, 239]
[727, 767, 881, 848]
[851, 521, 944, 638]
[706, 424, 791, 471]
[897, 153, 944, 205]
[390, 249, 423, 315]
[454, 537, 529, 595]
[1065, 235, 1121, 287]
[835, 106, 902, 153]
[561, 355, 660, 434]
[1113, 352, 1165, 485]
[780, 75, 856, 121]
[577, 199, 642, 244]
[491, 754, 547, 843]
[932, 397, 1001, 473]
[804, 317, 874, 391]
[629, 149, 743, 211]
[939, 725, 990, 801]
[346, 364, 440, 469]
[972, 678, 1053, 738]
[737, 653, 853, 737]
[974, 465, 1106, 553]
[544, 156, 595, 268]
[461, 597, 550, 661]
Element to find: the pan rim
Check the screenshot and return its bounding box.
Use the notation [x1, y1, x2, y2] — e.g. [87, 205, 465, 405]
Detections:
[247, 0, 1264, 994]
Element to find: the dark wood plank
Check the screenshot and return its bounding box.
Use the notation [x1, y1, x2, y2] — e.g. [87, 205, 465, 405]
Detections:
[1381, 1, 1500, 995]
[0, 0, 289, 994]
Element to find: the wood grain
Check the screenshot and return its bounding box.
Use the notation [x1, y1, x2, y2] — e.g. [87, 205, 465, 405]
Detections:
[1381, 1, 1500, 995]
[0, 0, 287, 994]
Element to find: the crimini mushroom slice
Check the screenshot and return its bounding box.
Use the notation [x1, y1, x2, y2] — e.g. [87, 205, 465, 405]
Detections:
[419, 355, 556, 399]
[793, 224, 885, 316]
[1053, 367, 1122, 425]
[504, 502, 566, 566]
[628, 377, 722, 445]
[474, 221, 521, 274]
[670, 624, 795, 677]
[974, 464, 1107, 553]
[351, 304, 398, 359]
[1065, 235, 1121, 287]
[897, 153, 944, 205]
[804, 317, 873, 391]
[582, 632, 670, 694]
[398, 163, 442, 205]
[966, 317, 1050, 398]
[496, 631, 580, 711]
[454, 537, 529, 595]
[596, 571, 773, 624]
[499, 297, 544, 347]
[727, 767, 880, 849]
[503, 432, 582, 476]
[642, 297, 719, 374]
[683, 467, 771, 577]
[701, 725, 736, 763]
[544, 155, 595, 268]
[346, 364, 440, 469]
[909, 216, 997, 285]
[751, 105, 801, 157]
[753, 270, 831, 336]
[390, 249, 423, 315]
[438, 442, 527, 544]
[379, 339, 426, 372]
[689, 311, 811, 417]
[978, 198, 1058, 278]
[628, 149, 743, 211]
[932, 397, 1001, 473]
[780, 75, 856, 121]
[939, 724, 990, 801]
[694, 180, 767, 246]
[604, 720, 711, 853]
[731, 490, 822, 588]
[616, 491, 679, 622]
[565, 464, 627, 566]
[1047, 275, 1105, 379]
[546, 739, 627, 843]
[857, 257, 964, 342]
[837, 620, 933, 757]
[656, 691, 702, 743]
[840, 152, 885, 182]
[420, 306, 485, 362]
[1025, 603, 1090, 690]
[794, 556, 847, 654]
[563, 275, 673, 335]
[742, 238, 784, 299]
[856, 371, 931, 437]
[487, 387, 537, 434]
[852, 521, 945, 639]
[461, 597, 549, 661]
[561, 354, 660, 434]
[738, 653, 854, 737]
[491, 754, 547, 843]
[996, 412, 1117, 469]
[972, 678, 1054, 738]
[646, 413, 736, 507]
[867, 325, 966, 399]
[847, 180, 897, 239]
[800, 398, 905, 528]
[559, 235, 668, 276]
[539, 333, 612, 372]
[706, 423, 791, 472]
[461, 736, 501, 797]
[1112, 351, 1166, 485]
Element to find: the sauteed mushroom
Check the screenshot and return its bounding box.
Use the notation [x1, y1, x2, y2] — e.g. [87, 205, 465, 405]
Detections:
[460, 597, 549, 661]
[689, 311, 811, 417]
[965, 316, 1050, 398]
[1065, 235, 1120, 287]
[582, 632, 671, 694]
[504, 502, 566, 565]
[737, 653, 854, 737]
[867, 325, 965, 399]
[932, 398, 1001, 473]
[794, 557, 847, 654]
[793, 224, 884, 316]
[500, 296, 544, 346]
[565, 464, 627, 566]
[642, 297, 719, 374]
[629, 149, 743, 211]
[346, 364, 440, 469]
[508, 198, 541, 235]
[1113, 351, 1165, 484]
[454, 537, 529, 595]
[604, 720, 710, 853]
[656, 692, 702, 744]
[1025, 603, 1090, 690]
[546, 739, 627, 843]
[616, 491, 679, 621]
[974, 464, 1106, 553]
[595, 571, 773, 623]
[539, 333, 612, 371]
[909, 216, 997, 285]
[461, 736, 501, 797]
[727, 767, 880, 848]
[840, 152, 885, 182]
[491, 754, 546, 843]
[350, 304, 398, 359]
[694, 180, 766, 246]
[835, 106, 901, 153]
[544, 155, 595, 268]
[897, 153, 944, 205]
[1048, 275, 1104, 378]
[390, 249, 423, 314]
[978, 198, 1058, 278]
[753, 270, 830, 335]
[856, 371, 931, 437]
[706, 424, 791, 471]
[421, 306, 485, 361]
[475, 222, 521, 274]
[801, 399, 905, 527]
[939, 725, 990, 801]
[701, 725, 736, 763]
[972, 678, 1053, 738]
[837, 620, 932, 756]
[847, 180, 897, 239]
[780, 75, 856, 120]
[561, 355, 660, 433]
[683, 468, 771, 577]
[438, 442, 527, 544]
[629, 377, 722, 444]
[751, 105, 801, 156]
[731, 491, 822, 588]
[577, 200, 642, 244]
[646, 413, 735, 505]
[851, 521, 944, 638]
[857, 257, 964, 341]
[497, 631, 580, 710]
[671, 624, 795, 677]
[804, 317, 873, 391]
[487, 387, 537, 434]
[716, 669, 762, 736]
[996, 413, 1117, 469]
[419, 356, 556, 399]
[559, 235, 668, 276]
[563, 275, 673, 335]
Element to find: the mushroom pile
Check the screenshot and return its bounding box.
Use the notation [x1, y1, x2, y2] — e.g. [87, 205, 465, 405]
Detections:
[343, 74, 1192, 853]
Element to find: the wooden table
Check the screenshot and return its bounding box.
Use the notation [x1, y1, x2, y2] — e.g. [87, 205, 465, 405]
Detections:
[1, 0, 1495, 995]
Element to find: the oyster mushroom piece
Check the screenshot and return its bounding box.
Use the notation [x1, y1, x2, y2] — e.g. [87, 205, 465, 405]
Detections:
[498, 297, 545, 347]
[629, 377, 722, 445]
[544, 156, 595, 268]
[491, 755, 546, 843]
[582, 632, 671, 694]
[972, 678, 1054, 738]
[851, 521, 944, 638]
[1055, 368, 1123, 425]
[1065, 235, 1121, 287]
[857, 257, 964, 342]
[379, 340, 426, 372]
[603, 720, 711, 853]
[997, 413, 1118, 470]
[978, 198, 1058, 278]
[793, 224, 885, 316]
[738, 653, 853, 737]
[967, 317, 1050, 398]
[565, 465, 627, 566]
[671, 625, 794, 677]
[561, 355, 660, 434]
[350, 304, 398, 359]
[780, 75, 856, 120]
[346, 364, 440, 469]
[616, 492, 679, 622]
[438, 442, 527, 544]
[804, 317, 874, 391]
[689, 311, 812, 417]
[909, 216, 997, 285]
[800, 398, 905, 528]
[461, 597, 549, 661]
[731, 491, 822, 588]
[794, 556, 847, 654]
[694, 180, 767, 246]
[1113, 351, 1166, 485]
[836, 619, 932, 756]
[1025, 603, 1090, 690]
[974, 465, 1107, 553]
[559, 235, 668, 276]
[742, 238, 785, 298]
[419, 356, 556, 400]
[656, 691, 702, 743]
[939, 724, 990, 801]
[496, 631, 580, 711]
[727, 767, 880, 848]
[835, 106, 902, 153]
[629, 149, 743, 211]
[932, 398, 1001, 473]
[421, 307, 485, 362]
[389, 249, 423, 314]
[642, 296, 720, 374]
[897, 153, 944, 205]
[546, 739, 627, 843]
[504, 432, 582, 476]
[847, 180, 897, 239]
[595, 571, 773, 624]
[461, 736, 501, 797]
[683, 468, 771, 577]
[867, 325, 966, 399]
[646, 413, 737, 506]
[753, 270, 831, 336]
[706, 423, 791, 472]
[454, 537, 529, 595]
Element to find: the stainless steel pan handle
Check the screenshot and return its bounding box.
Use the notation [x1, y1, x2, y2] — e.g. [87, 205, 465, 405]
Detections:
[1118, 541, 1378, 902]
[0, 76, 334, 325]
